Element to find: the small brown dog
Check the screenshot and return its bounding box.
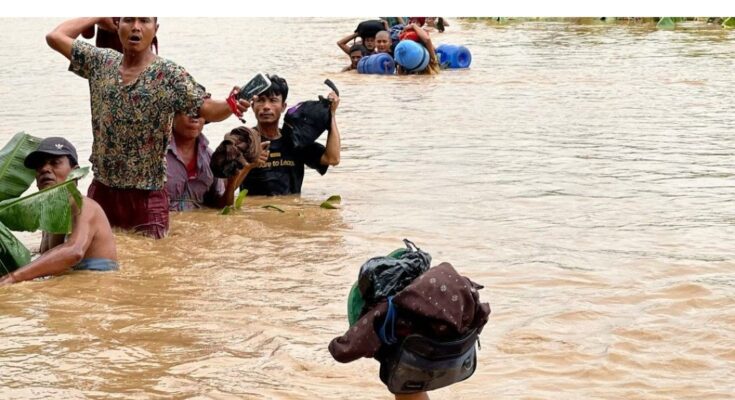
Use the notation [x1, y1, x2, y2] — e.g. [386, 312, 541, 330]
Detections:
[210, 126, 261, 178]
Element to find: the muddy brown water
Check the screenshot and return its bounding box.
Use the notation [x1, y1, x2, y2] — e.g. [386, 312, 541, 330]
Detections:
[1, 18, 733, 399]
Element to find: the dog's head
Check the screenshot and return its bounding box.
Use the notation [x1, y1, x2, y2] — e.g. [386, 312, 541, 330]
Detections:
[226, 127, 261, 163]
[210, 127, 261, 178]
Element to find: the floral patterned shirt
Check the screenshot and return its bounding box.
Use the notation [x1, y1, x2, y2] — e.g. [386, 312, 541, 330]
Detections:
[69, 40, 207, 190]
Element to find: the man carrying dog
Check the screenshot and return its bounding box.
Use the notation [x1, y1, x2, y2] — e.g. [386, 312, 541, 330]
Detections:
[240, 74, 341, 196]
[166, 112, 252, 211]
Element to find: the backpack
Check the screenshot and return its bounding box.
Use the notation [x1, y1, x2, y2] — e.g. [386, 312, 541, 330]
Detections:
[377, 297, 480, 394]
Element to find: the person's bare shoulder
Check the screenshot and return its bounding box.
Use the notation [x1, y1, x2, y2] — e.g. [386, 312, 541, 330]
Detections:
[80, 196, 108, 224]
[77, 196, 117, 261]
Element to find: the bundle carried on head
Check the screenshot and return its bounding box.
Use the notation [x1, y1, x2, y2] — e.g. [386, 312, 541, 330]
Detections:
[333, 238, 491, 356]
[210, 126, 261, 178]
[329, 239, 491, 394]
[355, 19, 386, 39]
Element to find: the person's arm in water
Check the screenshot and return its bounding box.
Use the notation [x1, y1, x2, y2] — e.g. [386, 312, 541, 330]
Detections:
[46, 17, 116, 60]
[320, 92, 341, 166]
[206, 168, 250, 209]
[337, 32, 359, 55]
[40, 232, 66, 254]
[0, 201, 97, 284]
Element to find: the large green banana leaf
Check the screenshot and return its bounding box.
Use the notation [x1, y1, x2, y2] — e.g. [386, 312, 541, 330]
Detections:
[0, 222, 31, 275]
[0, 167, 88, 234]
[0, 132, 42, 202]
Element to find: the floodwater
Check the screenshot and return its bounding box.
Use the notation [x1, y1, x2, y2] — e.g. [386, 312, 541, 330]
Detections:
[1, 18, 734, 399]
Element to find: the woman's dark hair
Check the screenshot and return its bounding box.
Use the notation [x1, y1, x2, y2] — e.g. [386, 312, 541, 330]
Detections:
[348, 44, 369, 56]
[262, 74, 289, 103]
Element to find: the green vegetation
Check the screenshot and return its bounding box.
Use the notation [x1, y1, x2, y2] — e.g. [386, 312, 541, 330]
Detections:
[262, 205, 285, 213]
[234, 189, 248, 210]
[459, 17, 733, 30]
[320, 194, 342, 210]
[0, 167, 86, 234]
[0, 132, 89, 275]
[0, 222, 31, 276]
[0, 132, 42, 201]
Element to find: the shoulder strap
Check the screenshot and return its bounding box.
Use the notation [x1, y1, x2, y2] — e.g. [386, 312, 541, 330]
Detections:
[379, 296, 398, 345]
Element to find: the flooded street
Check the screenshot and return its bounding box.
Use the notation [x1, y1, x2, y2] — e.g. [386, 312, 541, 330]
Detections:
[1, 18, 734, 399]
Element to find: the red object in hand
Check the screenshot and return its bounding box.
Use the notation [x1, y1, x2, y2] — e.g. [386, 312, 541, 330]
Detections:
[226, 89, 242, 118]
[399, 30, 420, 42]
[227, 89, 247, 124]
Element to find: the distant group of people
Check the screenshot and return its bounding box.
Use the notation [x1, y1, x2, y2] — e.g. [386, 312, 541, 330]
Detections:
[338, 17, 447, 75]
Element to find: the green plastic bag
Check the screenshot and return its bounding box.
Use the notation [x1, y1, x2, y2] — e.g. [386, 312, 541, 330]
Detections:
[347, 246, 413, 326]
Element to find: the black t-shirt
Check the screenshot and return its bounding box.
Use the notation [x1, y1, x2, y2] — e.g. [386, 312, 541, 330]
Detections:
[241, 133, 328, 196]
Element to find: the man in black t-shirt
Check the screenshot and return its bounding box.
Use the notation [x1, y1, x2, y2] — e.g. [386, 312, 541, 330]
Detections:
[240, 74, 341, 196]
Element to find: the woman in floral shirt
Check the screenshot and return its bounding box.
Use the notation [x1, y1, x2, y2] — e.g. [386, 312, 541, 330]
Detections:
[46, 17, 250, 238]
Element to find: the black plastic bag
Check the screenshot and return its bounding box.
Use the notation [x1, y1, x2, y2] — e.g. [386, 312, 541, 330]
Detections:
[282, 79, 339, 149]
[355, 20, 385, 39]
[357, 239, 431, 306]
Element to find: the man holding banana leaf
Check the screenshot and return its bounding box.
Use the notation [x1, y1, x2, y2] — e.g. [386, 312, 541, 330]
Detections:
[0, 138, 117, 285]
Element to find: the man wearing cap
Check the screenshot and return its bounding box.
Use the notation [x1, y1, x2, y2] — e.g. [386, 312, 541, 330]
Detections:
[45, 17, 251, 238]
[0, 138, 118, 285]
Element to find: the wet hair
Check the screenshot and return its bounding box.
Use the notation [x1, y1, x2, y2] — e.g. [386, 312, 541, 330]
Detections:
[262, 74, 289, 103]
[348, 44, 369, 56]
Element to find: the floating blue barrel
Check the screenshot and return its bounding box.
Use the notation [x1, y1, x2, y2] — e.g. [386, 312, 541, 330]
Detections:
[394, 40, 430, 73]
[357, 53, 396, 75]
[435, 44, 472, 68]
